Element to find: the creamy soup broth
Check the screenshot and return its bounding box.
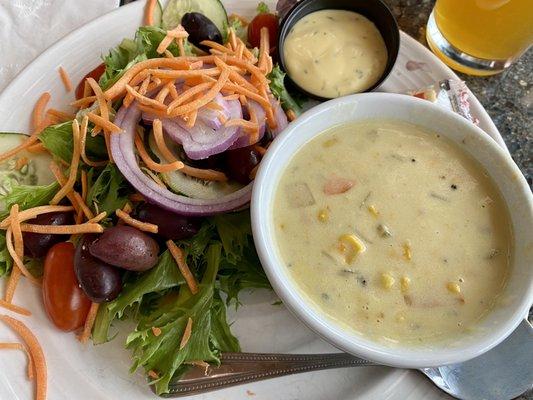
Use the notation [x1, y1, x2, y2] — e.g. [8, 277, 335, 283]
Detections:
[273, 120, 512, 344]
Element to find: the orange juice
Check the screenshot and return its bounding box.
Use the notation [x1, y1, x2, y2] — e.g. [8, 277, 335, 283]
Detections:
[434, 0, 533, 59]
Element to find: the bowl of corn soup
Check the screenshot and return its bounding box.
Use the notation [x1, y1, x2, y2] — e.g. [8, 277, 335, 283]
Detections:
[251, 93, 533, 368]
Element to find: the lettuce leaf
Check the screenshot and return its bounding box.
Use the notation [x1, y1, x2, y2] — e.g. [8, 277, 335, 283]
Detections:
[0, 232, 12, 277]
[99, 26, 193, 90]
[86, 164, 133, 216]
[268, 64, 305, 115]
[92, 211, 268, 395]
[38, 121, 107, 164]
[0, 181, 59, 219]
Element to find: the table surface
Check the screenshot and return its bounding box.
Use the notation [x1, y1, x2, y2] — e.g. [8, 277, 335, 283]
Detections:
[384, 0, 532, 187]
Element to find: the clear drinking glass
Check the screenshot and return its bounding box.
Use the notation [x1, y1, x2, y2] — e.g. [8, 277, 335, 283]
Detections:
[426, 0, 533, 76]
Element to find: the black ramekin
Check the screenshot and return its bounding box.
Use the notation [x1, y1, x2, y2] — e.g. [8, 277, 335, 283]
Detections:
[277, 0, 400, 101]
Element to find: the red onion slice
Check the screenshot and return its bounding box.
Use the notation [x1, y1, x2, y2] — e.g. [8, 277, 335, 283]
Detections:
[111, 102, 252, 216]
[270, 96, 289, 137]
[228, 100, 267, 150]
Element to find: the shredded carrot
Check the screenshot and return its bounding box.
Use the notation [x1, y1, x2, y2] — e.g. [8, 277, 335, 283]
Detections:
[163, 49, 174, 59]
[156, 35, 174, 55]
[83, 79, 93, 98]
[50, 120, 81, 205]
[86, 78, 110, 134]
[125, 85, 167, 110]
[0, 299, 31, 316]
[167, 82, 213, 112]
[87, 112, 122, 133]
[0, 205, 74, 229]
[49, 162, 81, 215]
[134, 130, 184, 173]
[201, 40, 233, 55]
[0, 315, 47, 400]
[148, 370, 159, 379]
[258, 27, 271, 73]
[122, 202, 133, 214]
[222, 94, 240, 101]
[25, 142, 47, 154]
[19, 223, 103, 235]
[104, 58, 191, 100]
[177, 37, 186, 57]
[72, 192, 94, 221]
[0, 135, 39, 163]
[0, 342, 34, 379]
[137, 104, 169, 119]
[142, 167, 167, 188]
[166, 26, 189, 40]
[79, 115, 107, 167]
[155, 85, 171, 104]
[58, 67, 73, 92]
[179, 317, 193, 350]
[168, 82, 179, 100]
[225, 119, 259, 132]
[4, 263, 21, 303]
[116, 209, 158, 233]
[70, 95, 96, 108]
[166, 241, 199, 294]
[224, 82, 271, 111]
[168, 68, 230, 117]
[46, 109, 75, 122]
[87, 212, 107, 224]
[151, 326, 162, 337]
[144, 0, 156, 26]
[5, 227, 41, 286]
[138, 75, 152, 96]
[205, 101, 224, 111]
[32, 92, 51, 134]
[14, 157, 28, 171]
[185, 109, 198, 128]
[228, 28, 238, 51]
[78, 302, 99, 344]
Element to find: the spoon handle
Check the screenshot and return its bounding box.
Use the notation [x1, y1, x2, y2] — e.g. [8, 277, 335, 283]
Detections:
[163, 352, 376, 397]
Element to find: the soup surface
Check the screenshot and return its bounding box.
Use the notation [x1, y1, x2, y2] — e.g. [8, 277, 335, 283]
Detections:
[283, 9, 388, 98]
[273, 120, 512, 344]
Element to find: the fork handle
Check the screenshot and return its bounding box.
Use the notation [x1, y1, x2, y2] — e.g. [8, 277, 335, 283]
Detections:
[162, 352, 376, 397]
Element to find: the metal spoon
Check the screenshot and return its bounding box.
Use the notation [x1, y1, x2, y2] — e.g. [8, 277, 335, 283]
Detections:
[161, 319, 532, 399]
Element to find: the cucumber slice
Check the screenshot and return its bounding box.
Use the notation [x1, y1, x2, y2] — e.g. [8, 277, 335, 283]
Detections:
[0, 133, 55, 209]
[162, 0, 228, 39]
[147, 131, 242, 200]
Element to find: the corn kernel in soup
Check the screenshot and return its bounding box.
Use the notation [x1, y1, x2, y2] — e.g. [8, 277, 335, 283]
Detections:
[273, 120, 512, 345]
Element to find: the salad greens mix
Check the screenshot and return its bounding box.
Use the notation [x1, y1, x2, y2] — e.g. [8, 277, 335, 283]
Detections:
[0, 0, 303, 395]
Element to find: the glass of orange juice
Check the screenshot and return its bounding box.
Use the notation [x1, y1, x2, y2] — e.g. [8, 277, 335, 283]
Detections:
[426, 0, 533, 76]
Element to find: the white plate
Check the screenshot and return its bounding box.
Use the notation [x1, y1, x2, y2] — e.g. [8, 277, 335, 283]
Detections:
[0, 1, 507, 399]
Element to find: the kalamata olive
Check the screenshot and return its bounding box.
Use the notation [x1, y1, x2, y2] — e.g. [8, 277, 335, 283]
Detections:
[136, 203, 201, 240]
[89, 226, 159, 272]
[23, 211, 74, 258]
[181, 12, 223, 52]
[74, 234, 122, 303]
[225, 146, 261, 184]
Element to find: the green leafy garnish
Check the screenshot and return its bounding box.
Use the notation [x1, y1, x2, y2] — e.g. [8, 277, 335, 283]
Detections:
[268, 64, 304, 115]
[257, 1, 270, 14]
[0, 232, 12, 277]
[92, 211, 270, 394]
[86, 164, 133, 216]
[0, 181, 59, 219]
[38, 121, 107, 164]
[99, 26, 193, 90]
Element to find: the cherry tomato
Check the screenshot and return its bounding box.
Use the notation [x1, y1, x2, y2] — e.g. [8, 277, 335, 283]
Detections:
[43, 242, 91, 331]
[248, 13, 279, 53]
[74, 63, 106, 100]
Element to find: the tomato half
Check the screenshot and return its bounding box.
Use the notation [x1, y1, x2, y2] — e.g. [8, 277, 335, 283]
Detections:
[43, 242, 91, 331]
[248, 13, 279, 53]
[74, 63, 106, 100]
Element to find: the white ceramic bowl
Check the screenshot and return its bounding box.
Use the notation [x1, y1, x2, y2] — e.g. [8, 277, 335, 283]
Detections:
[251, 93, 533, 368]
